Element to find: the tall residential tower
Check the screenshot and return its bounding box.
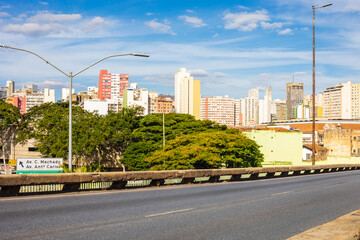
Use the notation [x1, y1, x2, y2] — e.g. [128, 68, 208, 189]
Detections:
[98, 69, 129, 101]
[174, 68, 201, 119]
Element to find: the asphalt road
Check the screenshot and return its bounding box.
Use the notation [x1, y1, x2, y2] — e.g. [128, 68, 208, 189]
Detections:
[1, 170, 360, 240]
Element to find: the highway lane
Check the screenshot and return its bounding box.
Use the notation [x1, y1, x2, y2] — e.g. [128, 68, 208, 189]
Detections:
[1, 170, 360, 240]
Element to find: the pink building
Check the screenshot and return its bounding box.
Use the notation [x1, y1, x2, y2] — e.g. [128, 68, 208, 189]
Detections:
[98, 70, 129, 101]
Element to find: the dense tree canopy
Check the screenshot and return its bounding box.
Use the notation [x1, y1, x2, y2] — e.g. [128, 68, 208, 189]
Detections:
[121, 113, 227, 170]
[0, 100, 22, 167]
[15, 103, 263, 172]
[18, 102, 142, 171]
[145, 131, 263, 170]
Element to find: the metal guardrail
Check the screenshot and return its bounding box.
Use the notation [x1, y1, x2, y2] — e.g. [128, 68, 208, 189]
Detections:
[0, 164, 359, 196]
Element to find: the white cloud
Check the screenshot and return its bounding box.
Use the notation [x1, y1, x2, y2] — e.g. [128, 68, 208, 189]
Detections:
[236, 5, 250, 10]
[223, 10, 270, 31]
[214, 72, 228, 78]
[145, 19, 175, 35]
[0, 4, 10, 9]
[189, 69, 209, 77]
[82, 16, 108, 32]
[35, 80, 67, 89]
[343, 5, 360, 13]
[29, 12, 82, 22]
[178, 15, 206, 28]
[278, 28, 293, 35]
[261, 21, 284, 30]
[186, 9, 195, 14]
[39, 1, 49, 5]
[0, 11, 11, 17]
[146, 13, 154, 16]
[301, 27, 309, 31]
[3, 23, 65, 36]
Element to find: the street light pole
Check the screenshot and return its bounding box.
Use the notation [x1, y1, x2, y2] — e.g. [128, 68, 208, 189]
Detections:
[311, 3, 332, 166]
[0, 44, 149, 171]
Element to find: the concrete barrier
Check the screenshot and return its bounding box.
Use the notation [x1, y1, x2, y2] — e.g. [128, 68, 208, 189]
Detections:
[0, 164, 359, 196]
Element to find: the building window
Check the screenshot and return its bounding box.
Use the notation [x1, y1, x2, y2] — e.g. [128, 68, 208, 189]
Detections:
[28, 147, 38, 152]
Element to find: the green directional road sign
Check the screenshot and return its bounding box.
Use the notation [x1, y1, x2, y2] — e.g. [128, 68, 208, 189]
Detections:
[16, 158, 63, 174]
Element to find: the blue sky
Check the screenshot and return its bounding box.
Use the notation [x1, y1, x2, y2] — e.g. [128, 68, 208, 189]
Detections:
[0, 0, 359, 100]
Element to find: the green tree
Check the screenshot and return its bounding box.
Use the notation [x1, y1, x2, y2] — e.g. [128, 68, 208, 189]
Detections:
[0, 100, 22, 172]
[18, 102, 142, 171]
[122, 113, 227, 170]
[145, 131, 263, 170]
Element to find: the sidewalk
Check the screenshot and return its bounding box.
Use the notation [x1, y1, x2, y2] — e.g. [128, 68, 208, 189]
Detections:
[288, 210, 360, 240]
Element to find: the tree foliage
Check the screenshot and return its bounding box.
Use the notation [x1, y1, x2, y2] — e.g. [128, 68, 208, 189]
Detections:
[145, 131, 263, 170]
[18, 102, 142, 171]
[0, 100, 22, 167]
[122, 113, 227, 170]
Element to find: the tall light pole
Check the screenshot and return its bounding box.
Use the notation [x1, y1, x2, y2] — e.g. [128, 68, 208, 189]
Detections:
[0, 44, 149, 171]
[312, 3, 332, 165]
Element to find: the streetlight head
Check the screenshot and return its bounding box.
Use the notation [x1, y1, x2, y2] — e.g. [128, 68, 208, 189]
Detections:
[321, 3, 332, 8]
[132, 53, 150, 57]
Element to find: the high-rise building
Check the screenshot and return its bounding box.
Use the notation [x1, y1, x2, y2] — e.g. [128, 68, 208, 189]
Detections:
[156, 96, 173, 114]
[6, 81, 14, 97]
[123, 84, 149, 115]
[258, 87, 272, 124]
[148, 91, 158, 114]
[201, 96, 236, 126]
[0, 87, 7, 98]
[239, 89, 259, 126]
[98, 69, 129, 101]
[62, 88, 75, 102]
[44, 88, 55, 103]
[174, 68, 201, 120]
[6, 86, 55, 114]
[323, 81, 360, 119]
[273, 99, 287, 120]
[286, 82, 304, 119]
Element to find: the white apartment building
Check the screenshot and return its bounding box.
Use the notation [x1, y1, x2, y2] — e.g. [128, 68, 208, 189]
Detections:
[201, 96, 236, 126]
[258, 87, 272, 124]
[174, 68, 201, 119]
[62, 88, 75, 102]
[239, 89, 259, 126]
[83, 99, 119, 115]
[25, 87, 55, 112]
[123, 84, 149, 115]
[44, 88, 55, 103]
[322, 81, 360, 120]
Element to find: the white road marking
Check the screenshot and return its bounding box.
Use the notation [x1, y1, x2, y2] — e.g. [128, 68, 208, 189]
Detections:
[145, 208, 195, 218]
[271, 191, 293, 196]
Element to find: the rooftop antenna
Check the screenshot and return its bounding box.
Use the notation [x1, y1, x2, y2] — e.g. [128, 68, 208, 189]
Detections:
[292, 75, 295, 83]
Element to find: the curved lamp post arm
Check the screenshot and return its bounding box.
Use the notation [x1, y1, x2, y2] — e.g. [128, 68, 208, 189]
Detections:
[0, 44, 69, 77]
[73, 53, 149, 77]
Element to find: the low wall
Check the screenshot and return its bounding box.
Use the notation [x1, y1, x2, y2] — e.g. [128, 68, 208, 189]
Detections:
[1, 164, 359, 196]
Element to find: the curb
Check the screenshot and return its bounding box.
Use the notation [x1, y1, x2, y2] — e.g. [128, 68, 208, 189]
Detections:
[288, 210, 360, 240]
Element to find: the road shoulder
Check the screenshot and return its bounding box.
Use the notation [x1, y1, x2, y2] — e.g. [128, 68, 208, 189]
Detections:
[288, 209, 360, 240]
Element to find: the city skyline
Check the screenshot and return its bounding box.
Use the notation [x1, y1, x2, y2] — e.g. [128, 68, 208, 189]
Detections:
[1, 0, 360, 100]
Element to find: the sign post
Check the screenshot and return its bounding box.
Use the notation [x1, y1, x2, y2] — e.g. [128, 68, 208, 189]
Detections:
[16, 158, 63, 174]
